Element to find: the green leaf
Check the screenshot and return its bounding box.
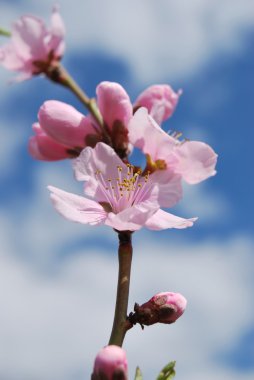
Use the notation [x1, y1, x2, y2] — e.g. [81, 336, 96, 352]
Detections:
[156, 360, 176, 380]
[0, 28, 11, 37]
[134, 366, 143, 380]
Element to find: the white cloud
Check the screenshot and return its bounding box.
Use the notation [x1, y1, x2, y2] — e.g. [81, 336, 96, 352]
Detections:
[0, 229, 253, 380]
[62, 0, 254, 83]
[1, 0, 253, 84]
[174, 182, 231, 224]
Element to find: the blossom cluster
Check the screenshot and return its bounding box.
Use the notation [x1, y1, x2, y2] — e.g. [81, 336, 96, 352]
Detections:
[0, 8, 217, 234]
[45, 82, 217, 232]
[0, 7, 218, 379]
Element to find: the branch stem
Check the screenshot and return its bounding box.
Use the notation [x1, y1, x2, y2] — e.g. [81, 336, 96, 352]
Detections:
[109, 231, 133, 346]
[46, 63, 104, 129]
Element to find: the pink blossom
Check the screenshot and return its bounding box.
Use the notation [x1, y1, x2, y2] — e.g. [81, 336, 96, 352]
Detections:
[96, 81, 133, 131]
[28, 123, 72, 161]
[134, 84, 182, 125]
[29, 100, 100, 161]
[92, 345, 128, 380]
[97, 81, 181, 125]
[29, 81, 181, 161]
[96, 81, 180, 129]
[130, 292, 187, 326]
[48, 142, 196, 231]
[128, 107, 218, 189]
[0, 6, 65, 81]
[96, 81, 181, 158]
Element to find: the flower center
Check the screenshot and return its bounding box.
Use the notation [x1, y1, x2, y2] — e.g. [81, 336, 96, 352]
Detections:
[95, 164, 152, 213]
[145, 154, 167, 173]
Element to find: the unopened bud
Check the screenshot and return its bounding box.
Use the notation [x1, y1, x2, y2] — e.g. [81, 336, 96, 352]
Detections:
[129, 292, 187, 327]
[92, 345, 128, 380]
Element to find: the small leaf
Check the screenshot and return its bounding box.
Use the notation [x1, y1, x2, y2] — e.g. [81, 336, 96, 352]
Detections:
[156, 360, 176, 380]
[0, 28, 11, 37]
[134, 366, 143, 380]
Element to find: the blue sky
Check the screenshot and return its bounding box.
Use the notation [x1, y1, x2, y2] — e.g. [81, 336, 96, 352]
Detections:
[0, 1, 254, 380]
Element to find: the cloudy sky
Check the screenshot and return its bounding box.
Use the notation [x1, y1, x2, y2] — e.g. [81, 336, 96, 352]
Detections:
[0, 0, 253, 379]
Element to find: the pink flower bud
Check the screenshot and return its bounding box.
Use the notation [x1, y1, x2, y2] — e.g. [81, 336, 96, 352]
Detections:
[29, 100, 101, 161]
[38, 100, 96, 148]
[134, 85, 182, 125]
[92, 345, 128, 380]
[28, 123, 74, 161]
[129, 292, 187, 327]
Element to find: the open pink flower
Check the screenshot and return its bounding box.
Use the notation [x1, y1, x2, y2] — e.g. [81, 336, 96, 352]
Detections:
[0, 6, 65, 81]
[48, 143, 196, 231]
[128, 107, 218, 187]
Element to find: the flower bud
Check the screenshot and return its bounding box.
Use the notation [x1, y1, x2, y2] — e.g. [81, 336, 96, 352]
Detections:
[129, 292, 187, 327]
[92, 345, 128, 380]
[38, 100, 93, 148]
[28, 123, 75, 161]
[134, 85, 182, 125]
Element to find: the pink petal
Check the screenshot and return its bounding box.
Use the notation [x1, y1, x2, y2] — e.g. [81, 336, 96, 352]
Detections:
[48, 186, 107, 225]
[151, 171, 183, 208]
[0, 43, 26, 71]
[145, 209, 197, 230]
[38, 100, 94, 148]
[74, 142, 125, 181]
[105, 199, 159, 231]
[96, 81, 133, 130]
[173, 141, 218, 184]
[9, 71, 33, 83]
[128, 107, 176, 161]
[134, 84, 181, 124]
[28, 136, 45, 161]
[28, 123, 70, 161]
[93, 346, 128, 379]
[28, 136, 69, 161]
[12, 15, 48, 61]
[48, 5, 65, 57]
[73, 142, 128, 199]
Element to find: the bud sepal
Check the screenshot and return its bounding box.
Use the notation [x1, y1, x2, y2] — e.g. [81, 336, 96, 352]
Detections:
[128, 292, 187, 328]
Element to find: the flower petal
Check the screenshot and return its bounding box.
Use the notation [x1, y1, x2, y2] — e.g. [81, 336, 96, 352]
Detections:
[48, 5, 65, 57]
[9, 71, 33, 82]
[105, 199, 159, 231]
[128, 107, 176, 160]
[151, 171, 182, 208]
[12, 15, 48, 61]
[0, 43, 26, 71]
[48, 186, 107, 225]
[145, 209, 197, 230]
[96, 81, 133, 130]
[74, 143, 130, 201]
[38, 100, 94, 148]
[134, 84, 181, 124]
[173, 141, 218, 184]
[28, 123, 70, 161]
[74, 139, 125, 178]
